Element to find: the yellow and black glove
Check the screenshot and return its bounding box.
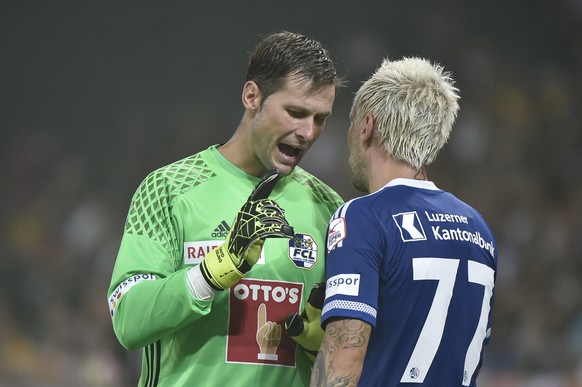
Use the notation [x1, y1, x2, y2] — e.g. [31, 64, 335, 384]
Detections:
[285, 282, 326, 361]
[200, 169, 294, 290]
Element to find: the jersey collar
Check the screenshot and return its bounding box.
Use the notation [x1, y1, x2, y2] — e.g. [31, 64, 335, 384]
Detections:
[384, 178, 440, 191]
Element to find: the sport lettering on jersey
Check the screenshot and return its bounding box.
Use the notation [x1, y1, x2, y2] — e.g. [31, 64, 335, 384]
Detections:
[108, 274, 156, 317]
[326, 274, 360, 298]
[227, 278, 303, 367]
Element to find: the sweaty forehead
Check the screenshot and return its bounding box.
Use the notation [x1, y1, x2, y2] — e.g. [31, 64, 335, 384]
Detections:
[282, 74, 334, 94]
[275, 77, 335, 111]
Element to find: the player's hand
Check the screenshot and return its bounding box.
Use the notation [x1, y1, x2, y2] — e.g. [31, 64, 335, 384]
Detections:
[200, 169, 294, 290]
[285, 282, 325, 361]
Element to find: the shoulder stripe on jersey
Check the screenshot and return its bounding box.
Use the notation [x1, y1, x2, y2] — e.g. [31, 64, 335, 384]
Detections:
[145, 341, 161, 387]
[329, 202, 353, 250]
[338, 200, 352, 218]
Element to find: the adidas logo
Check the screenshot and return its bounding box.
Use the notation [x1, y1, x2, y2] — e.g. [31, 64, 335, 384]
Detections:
[211, 220, 230, 238]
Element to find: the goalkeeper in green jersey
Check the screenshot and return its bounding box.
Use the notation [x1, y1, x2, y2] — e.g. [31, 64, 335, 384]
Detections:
[107, 31, 344, 387]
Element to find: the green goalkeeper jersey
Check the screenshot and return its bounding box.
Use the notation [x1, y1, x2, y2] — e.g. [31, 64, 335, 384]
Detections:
[107, 145, 343, 387]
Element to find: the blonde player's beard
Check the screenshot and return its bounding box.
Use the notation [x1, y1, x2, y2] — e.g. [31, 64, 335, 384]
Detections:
[348, 150, 369, 193]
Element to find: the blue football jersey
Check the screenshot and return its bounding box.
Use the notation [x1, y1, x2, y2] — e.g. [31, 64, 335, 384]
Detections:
[321, 179, 497, 387]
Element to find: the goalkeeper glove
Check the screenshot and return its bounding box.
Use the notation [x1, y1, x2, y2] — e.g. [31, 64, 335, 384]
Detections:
[285, 282, 325, 361]
[200, 169, 294, 290]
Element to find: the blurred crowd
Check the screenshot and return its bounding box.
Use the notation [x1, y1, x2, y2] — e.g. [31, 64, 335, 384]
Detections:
[1, 2, 581, 386]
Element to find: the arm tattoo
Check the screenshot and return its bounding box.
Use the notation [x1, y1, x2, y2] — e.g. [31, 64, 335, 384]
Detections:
[310, 319, 371, 387]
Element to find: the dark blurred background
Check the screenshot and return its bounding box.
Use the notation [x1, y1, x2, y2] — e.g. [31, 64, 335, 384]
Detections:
[1, 1, 581, 386]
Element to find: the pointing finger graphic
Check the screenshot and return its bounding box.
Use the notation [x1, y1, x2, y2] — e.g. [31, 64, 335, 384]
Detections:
[258, 303, 267, 331]
[256, 303, 281, 360]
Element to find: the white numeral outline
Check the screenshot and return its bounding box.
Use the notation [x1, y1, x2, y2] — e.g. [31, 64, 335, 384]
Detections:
[400, 258, 494, 385]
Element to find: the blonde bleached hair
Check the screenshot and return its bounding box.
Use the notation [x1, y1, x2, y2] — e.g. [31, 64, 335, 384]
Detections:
[351, 57, 460, 170]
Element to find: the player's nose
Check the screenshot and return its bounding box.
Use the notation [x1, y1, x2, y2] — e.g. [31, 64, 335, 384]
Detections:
[296, 119, 318, 143]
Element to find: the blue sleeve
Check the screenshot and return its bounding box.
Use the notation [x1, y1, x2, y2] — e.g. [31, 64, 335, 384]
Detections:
[321, 199, 384, 329]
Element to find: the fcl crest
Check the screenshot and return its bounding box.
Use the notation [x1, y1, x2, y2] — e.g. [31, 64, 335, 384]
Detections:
[288, 233, 318, 269]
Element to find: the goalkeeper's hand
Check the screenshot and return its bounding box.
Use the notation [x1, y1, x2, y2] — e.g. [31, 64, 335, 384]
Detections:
[200, 169, 294, 290]
[285, 282, 325, 361]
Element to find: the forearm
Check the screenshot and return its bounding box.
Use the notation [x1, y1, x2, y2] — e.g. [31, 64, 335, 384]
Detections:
[310, 319, 372, 387]
[111, 269, 212, 350]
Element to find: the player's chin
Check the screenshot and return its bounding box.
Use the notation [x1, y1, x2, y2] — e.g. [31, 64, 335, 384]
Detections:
[270, 156, 300, 176]
[272, 162, 295, 176]
[272, 155, 300, 176]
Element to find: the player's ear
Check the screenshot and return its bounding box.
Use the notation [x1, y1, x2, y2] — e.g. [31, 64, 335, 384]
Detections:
[242, 81, 262, 112]
[361, 112, 375, 145]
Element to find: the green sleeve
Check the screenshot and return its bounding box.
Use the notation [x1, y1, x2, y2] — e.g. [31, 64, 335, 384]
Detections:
[107, 169, 212, 350]
[111, 268, 211, 350]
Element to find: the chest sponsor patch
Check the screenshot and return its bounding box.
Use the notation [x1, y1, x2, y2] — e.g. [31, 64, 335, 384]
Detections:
[184, 240, 265, 265]
[288, 233, 318, 269]
[226, 278, 304, 367]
